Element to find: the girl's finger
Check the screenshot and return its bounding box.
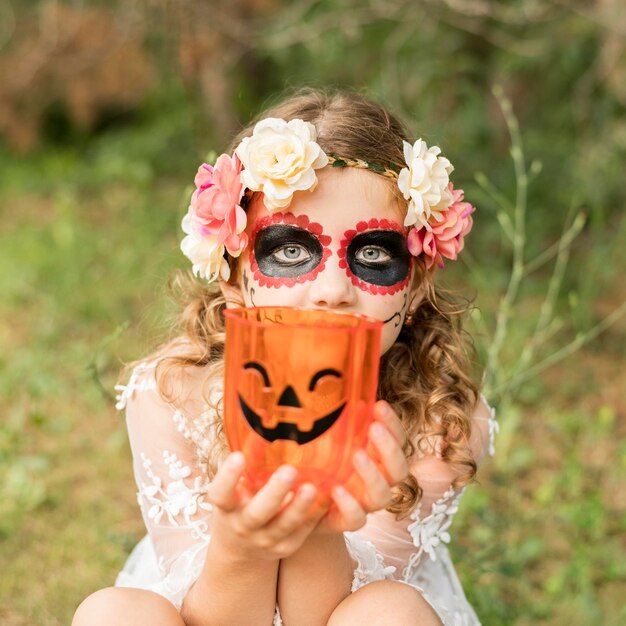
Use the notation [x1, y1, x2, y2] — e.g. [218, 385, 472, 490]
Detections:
[373, 401, 407, 447]
[272, 497, 330, 556]
[207, 452, 246, 511]
[368, 421, 410, 485]
[352, 449, 393, 511]
[241, 465, 299, 529]
[268, 483, 322, 538]
[329, 485, 367, 531]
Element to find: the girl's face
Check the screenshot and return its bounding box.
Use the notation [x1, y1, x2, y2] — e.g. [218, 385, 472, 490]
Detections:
[224, 168, 419, 354]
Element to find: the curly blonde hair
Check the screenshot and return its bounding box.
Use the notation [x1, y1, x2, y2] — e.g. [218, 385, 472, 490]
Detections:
[130, 88, 480, 518]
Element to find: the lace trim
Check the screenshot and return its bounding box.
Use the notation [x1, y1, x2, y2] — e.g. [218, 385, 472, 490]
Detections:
[137, 451, 212, 541]
[403, 486, 465, 580]
[274, 606, 283, 626]
[116, 535, 210, 612]
[153, 541, 208, 606]
[344, 532, 396, 592]
[115, 361, 157, 410]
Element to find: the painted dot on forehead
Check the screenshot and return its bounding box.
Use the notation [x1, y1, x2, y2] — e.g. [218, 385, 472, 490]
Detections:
[249, 213, 332, 288]
[338, 218, 412, 295]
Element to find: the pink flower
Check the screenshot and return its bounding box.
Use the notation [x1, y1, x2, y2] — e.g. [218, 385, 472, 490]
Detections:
[190, 154, 248, 257]
[407, 184, 475, 269]
[193, 162, 215, 196]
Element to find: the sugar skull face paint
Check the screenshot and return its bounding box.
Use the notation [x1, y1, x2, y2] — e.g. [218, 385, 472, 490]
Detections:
[338, 218, 411, 295]
[228, 168, 421, 354]
[249, 213, 331, 288]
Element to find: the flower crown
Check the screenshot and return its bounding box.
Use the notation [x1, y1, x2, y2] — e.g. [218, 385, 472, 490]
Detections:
[181, 117, 475, 282]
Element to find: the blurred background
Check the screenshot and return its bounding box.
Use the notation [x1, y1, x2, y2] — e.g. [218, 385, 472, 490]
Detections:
[0, 1, 625, 624]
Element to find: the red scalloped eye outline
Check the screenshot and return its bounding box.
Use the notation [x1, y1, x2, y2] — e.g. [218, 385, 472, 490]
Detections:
[337, 218, 412, 296]
[249, 213, 332, 288]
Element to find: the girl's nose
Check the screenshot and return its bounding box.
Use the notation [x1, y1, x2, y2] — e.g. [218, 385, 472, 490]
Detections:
[307, 258, 357, 309]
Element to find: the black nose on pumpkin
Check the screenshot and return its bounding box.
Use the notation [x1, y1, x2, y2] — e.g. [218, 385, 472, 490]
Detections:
[277, 385, 301, 408]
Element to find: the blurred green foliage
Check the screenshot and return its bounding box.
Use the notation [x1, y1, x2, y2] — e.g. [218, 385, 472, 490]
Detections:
[1, 1, 625, 624]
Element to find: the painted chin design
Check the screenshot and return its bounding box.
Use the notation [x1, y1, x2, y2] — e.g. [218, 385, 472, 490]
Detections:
[238, 395, 347, 444]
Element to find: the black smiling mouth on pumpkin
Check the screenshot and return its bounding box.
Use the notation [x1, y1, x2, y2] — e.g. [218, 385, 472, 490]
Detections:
[238, 362, 346, 444]
[238, 396, 346, 444]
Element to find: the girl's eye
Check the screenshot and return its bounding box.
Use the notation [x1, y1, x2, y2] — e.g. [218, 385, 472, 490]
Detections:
[355, 246, 391, 264]
[273, 244, 311, 264]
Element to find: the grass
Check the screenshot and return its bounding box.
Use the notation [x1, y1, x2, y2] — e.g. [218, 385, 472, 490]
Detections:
[1, 121, 625, 625]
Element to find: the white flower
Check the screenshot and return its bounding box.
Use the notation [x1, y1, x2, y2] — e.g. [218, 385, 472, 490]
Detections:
[235, 117, 329, 212]
[398, 139, 454, 231]
[180, 211, 231, 282]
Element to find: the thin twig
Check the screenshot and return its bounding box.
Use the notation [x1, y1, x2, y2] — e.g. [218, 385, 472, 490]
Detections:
[474, 172, 516, 214]
[524, 211, 586, 276]
[492, 299, 626, 394]
[86, 321, 131, 402]
[502, 204, 577, 401]
[483, 86, 527, 395]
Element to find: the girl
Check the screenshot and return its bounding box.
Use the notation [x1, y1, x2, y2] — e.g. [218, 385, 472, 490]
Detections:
[73, 89, 497, 626]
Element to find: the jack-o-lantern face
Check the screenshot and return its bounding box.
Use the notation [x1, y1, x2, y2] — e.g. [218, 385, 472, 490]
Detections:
[238, 361, 346, 444]
[223, 307, 382, 494]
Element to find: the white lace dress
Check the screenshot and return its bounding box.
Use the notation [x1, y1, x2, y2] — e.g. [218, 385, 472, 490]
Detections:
[114, 361, 498, 625]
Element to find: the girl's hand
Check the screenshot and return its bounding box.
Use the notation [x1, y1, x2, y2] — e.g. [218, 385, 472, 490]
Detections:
[207, 452, 328, 563]
[318, 401, 409, 533]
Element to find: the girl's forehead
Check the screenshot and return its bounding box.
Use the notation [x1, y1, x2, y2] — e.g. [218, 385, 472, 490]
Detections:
[247, 168, 407, 232]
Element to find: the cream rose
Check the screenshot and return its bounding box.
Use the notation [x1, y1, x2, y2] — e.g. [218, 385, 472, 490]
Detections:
[398, 139, 454, 231]
[235, 118, 329, 212]
[180, 211, 230, 282]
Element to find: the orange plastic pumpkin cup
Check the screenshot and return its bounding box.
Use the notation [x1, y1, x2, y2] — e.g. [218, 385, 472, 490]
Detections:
[224, 307, 382, 494]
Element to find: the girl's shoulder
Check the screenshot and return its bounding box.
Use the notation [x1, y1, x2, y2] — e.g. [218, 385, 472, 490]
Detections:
[115, 355, 220, 429]
[115, 342, 220, 412]
[115, 356, 223, 465]
[114, 360, 159, 411]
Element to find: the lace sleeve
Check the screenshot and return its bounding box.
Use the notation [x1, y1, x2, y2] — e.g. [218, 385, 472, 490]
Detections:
[411, 395, 497, 515]
[401, 396, 498, 571]
[115, 362, 214, 610]
[355, 396, 498, 577]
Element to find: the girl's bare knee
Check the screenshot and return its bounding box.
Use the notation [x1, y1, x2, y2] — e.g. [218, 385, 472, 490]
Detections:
[327, 580, 443, 626]
[72, 587, 184, 626]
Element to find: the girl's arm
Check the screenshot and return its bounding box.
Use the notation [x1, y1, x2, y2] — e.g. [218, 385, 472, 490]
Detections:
[181, 454, 328, 626]
[276, 401, 409, 625]
[276, 533, 354, 626]
[121, 363, 327, 626]
[182, 545, 279, 626]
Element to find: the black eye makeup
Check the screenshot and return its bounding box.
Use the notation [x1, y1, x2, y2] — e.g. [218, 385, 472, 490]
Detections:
[346, 230, 410, 287]
[253, 224, 323, 278]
